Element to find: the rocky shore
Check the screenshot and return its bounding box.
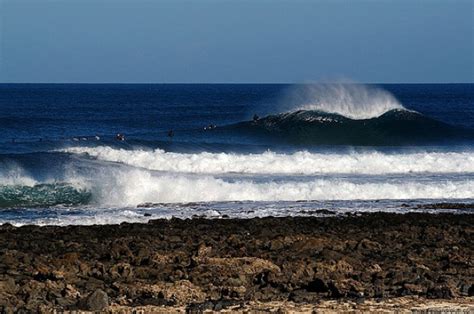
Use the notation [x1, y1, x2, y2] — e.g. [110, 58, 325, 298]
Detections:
[0, 213, 473, 312]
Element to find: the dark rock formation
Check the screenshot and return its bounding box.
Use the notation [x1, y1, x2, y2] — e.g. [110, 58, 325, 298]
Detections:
[0, 213, 472, 312]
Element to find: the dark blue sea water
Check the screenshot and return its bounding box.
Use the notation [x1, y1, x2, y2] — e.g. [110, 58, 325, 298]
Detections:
[1, 83, 473, 225]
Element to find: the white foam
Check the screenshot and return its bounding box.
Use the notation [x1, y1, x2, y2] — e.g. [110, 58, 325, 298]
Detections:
[88, 168, 474, 206]
[63, 146, 474, 175]
[281, 83, 404, 119]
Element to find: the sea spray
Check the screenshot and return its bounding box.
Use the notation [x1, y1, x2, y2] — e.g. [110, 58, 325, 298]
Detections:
[279, 82, 404, 119]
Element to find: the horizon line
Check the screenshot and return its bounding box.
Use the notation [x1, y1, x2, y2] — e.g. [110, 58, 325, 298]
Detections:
[0, 82, 473, 85]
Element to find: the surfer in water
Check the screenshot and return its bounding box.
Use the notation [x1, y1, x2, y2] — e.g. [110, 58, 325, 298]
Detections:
[204, 124, 216, 130]
[167, 129, 174, 138]
[116, 133, 125, 141]
[253, 114, 260, 123]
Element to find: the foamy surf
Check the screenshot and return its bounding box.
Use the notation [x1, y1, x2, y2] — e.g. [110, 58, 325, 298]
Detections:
[62, 146, 474, 175]
[92, 170, 474, 205]
[2, 167, 474, 207]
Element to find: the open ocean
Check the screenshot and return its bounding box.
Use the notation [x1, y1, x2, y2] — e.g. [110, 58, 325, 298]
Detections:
[0, 83, 473, 225]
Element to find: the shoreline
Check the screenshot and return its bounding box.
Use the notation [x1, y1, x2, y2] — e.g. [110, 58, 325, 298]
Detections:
[0, 212, 473, 312]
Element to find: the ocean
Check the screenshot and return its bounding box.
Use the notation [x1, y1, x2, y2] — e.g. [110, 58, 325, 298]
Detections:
[0, 83, 473, 225]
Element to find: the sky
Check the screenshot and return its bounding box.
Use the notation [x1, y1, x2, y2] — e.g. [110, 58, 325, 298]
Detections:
[0, 0, 472, 83]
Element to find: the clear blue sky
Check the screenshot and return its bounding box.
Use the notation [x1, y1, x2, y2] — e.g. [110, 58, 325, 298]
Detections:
[0, 0, 472, 83]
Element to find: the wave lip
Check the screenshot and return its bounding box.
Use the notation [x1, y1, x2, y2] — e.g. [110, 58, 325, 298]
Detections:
[281, 83, 404, 119]
[62, 146, 474, 175]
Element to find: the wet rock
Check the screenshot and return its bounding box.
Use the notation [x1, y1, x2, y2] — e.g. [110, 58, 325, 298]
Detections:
[416, 203, 474, 210]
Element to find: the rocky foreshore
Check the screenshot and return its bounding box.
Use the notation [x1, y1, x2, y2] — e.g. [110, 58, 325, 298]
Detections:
[0, 213, 473, 312]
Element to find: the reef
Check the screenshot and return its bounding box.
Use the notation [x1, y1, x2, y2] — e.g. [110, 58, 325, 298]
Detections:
[0, 213, 473, 312]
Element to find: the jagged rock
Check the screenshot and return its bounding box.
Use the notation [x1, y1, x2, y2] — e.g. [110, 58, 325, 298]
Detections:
[0, 213, 471, 311]
[427, 286, 455, 299]
[109, 262, 133, 280]
[86, 289, 109, 311]
[0, 278, 17, 294]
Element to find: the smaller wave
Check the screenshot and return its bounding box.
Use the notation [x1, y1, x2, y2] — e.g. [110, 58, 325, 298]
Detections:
[0, 183, 92, 208]
[62, 146, 474, 175]
[1, 164, 474, 208]
[70, 169, 474, 205]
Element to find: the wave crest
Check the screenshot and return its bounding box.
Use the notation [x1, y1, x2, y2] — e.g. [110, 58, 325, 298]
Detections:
[62, 146, 474, 175]
[281, 83, 403, 119]
[230, 109, 467, 145]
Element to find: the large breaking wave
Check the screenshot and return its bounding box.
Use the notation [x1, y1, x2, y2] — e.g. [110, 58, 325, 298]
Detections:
[228, 109, 471, 145]
[220, 83, 473, 145]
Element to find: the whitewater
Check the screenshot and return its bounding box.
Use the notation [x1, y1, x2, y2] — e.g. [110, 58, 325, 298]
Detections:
[63, 146, 474, 175]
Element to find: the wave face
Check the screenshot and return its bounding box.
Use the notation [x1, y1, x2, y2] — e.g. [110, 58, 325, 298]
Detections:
[229, 109, 471, 145]
[279, 83, 404, 119]
[0, 183, 91, 208]
[63, 146, 474, 175]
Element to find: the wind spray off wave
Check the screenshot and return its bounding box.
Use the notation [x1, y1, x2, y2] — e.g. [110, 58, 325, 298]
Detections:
[223, 83, 473, 145]
[280, 83, 404, 119]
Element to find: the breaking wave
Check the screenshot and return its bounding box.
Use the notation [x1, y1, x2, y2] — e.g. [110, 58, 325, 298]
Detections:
[229, 109, 471, 145]
[62, 146, 474, 175]
[1, 167, 474, 208]
[219, 84, 474, 145]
